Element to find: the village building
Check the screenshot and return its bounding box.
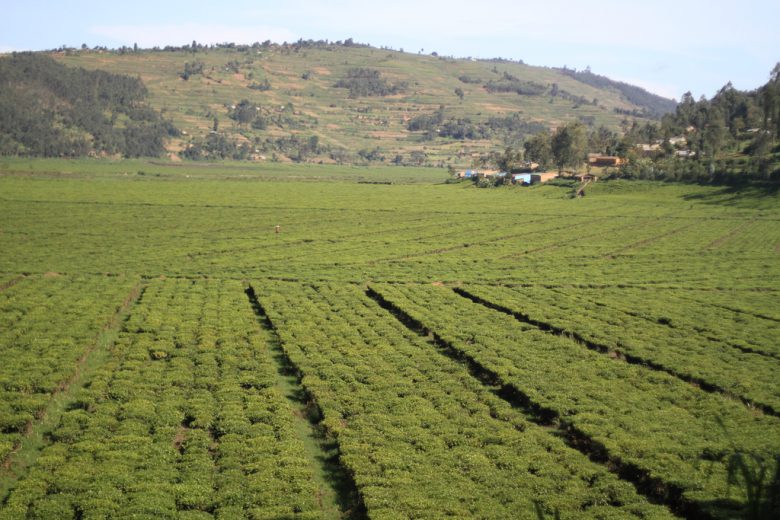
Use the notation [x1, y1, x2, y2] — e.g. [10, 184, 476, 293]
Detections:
[457, 168, 501, 179]
[588, 155, 623, 167]
[531, 172, 558, 184]
[636, 143, 661, 156]
[511, 173, 532, 185]
[512, 161, 540, 173]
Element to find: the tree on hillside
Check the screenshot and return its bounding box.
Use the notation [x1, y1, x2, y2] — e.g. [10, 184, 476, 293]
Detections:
[762, 63, 780, 139]
[701, 105, 727, 157]
[551, 122, 587, 173]
[523, 131, 552, 169]
[230, 100, 258, 127]
[181, 60, 204, 80]
[0, 53, 173, 158]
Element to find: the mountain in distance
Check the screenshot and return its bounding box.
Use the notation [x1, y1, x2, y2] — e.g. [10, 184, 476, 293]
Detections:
[1, 40, 676, 165]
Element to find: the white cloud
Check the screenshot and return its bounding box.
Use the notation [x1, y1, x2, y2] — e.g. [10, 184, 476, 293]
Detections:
[90, 23, 297, 48]
[0, 45, 19, 54]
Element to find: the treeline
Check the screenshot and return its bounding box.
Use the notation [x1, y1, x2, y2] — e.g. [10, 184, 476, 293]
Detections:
[182, 133, 322, 162]
[502, 65, 780, 185]
[0, 53, 176, 157]
[407, 107, 547, 143]
[558, 66, 677, 116]
[53, 38, 371, 56]
[181, 132, 431, 167]
[616, 65, 780, 183]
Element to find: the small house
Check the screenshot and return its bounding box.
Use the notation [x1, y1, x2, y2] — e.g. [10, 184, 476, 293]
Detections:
[636, 143, 661, 157]
[512, 173, 532, 185]
[588, 155, 623, 167]
[478, 169, 500, 178]
[513, 161, 540, 173]
[531, 172, 558, 184]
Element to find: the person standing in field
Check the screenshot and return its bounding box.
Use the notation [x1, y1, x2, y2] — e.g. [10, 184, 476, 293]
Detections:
[275, 224, 280, 234]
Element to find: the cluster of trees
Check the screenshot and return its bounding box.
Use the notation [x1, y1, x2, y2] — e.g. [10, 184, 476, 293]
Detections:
[407, 107, 547, 143]
[557, 66, 677, 116]
[334, 68, 407, 98]
[552, 84, 598, 107]
[487, 65, 780, 185]
[181, 133, 251, 160]
[468, 121, 592, 184]
[0, 53, 176, 157]
[182, 132, 323, 162]
[484, 72, 547, 96]
[228, 99, 263, 127]
[616, 64, 780, 182]
[457, 74, 483, 84]
[521, 122, 587, 173]
[180, 60, 204, 80]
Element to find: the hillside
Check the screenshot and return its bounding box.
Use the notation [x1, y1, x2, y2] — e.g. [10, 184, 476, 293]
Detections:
[0, 53, 174, 157]
[44, 41, 673, 166]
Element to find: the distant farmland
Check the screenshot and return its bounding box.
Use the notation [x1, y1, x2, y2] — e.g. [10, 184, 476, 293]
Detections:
[49, 43, 667, 165]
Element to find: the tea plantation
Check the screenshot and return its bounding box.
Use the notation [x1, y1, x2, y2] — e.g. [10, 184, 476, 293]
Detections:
[0, 161, 778, 519]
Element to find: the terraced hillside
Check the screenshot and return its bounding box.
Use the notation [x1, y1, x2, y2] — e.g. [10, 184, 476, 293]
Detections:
[50, 42, 672, 165]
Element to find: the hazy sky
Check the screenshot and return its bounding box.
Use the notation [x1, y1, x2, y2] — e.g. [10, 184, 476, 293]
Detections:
[2, 0, 778, 100]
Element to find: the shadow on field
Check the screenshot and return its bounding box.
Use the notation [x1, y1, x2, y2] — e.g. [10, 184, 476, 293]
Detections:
[680, 183, 780, 207]
[244, 284, 367, 520]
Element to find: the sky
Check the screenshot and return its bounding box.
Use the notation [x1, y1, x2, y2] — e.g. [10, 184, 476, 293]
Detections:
[2, 0, 778, 101]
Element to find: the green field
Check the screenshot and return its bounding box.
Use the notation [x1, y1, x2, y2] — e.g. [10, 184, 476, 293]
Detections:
[0, 159, 778, 519]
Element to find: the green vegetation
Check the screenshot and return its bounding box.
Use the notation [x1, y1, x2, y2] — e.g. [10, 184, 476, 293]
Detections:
[370, 283, 780, 517]
[460, 284, 780, 411]
[608, 65, 780, 183]
[0, 161, 778, 518]
[7, 41, 672, 166]
[478, 64, 780, 185]
[0, 275, 138, 460]
[5, 44, 777, 183]
[257, 282, 671, 519]
[333, 68, 408, 98]
[0, 53, 175, 158]
[2, 279, 323, 518]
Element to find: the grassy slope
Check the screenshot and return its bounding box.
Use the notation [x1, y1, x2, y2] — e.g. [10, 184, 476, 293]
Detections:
[53, 46, 658, 165]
